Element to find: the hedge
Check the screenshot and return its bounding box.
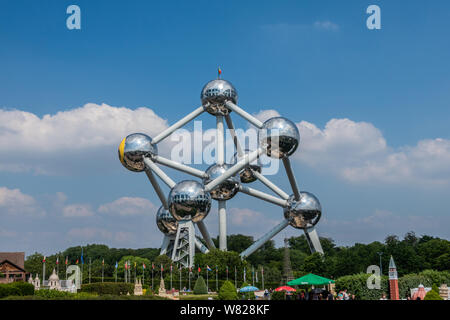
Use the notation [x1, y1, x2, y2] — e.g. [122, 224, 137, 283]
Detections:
[0, 282, 34, 298]
[335, 273, 389, 300]
[81, 282, 134, 295]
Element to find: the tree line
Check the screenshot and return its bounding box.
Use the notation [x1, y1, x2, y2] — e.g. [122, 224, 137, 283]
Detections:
[24, 231, 449, 285]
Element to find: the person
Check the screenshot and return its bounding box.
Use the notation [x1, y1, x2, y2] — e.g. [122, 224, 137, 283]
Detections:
[351, 294, 356, 300]
[380, 293, 387, 300]
[300, 291, 306, 300]
[327, 291, 334, 300]
[343, 289, 349, 300]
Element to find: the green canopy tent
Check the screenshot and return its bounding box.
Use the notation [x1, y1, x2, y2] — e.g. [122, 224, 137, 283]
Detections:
[287, 273, 335, 286]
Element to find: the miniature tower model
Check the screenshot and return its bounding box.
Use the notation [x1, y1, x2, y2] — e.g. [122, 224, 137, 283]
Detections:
[282, 238, 294, 285]
[388, 255, 399, 300]
[119, 71, 324, 267]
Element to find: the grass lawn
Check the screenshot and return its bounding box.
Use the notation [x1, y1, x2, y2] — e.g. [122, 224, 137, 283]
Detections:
[179, 294, 217, 300]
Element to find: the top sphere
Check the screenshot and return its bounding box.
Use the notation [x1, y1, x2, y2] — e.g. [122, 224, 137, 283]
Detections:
[118, 133, 158, 172]
[168, 180, 211, 222]
[258, 117, 300, 158]
[201, 79, 238, 115]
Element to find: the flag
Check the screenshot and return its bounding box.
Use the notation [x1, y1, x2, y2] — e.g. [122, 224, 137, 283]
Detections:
[65, 257, 68, 265]
[170, 264, 173, 271]
[152, 263, 154, 270]
[216, 266, 218, 273]
[115, 261, 118, 269]
[56, 257, 59, 265]
[161, 264, 163, 272]
[102, 259, 104, 265]
[218, 67, 222, 76]
[125, 261, 128, 270]
[143, 263, 146, 270]
[226, 266, 229, 274]
[76, 259, 79, 264]
[198, 266, 201, 273]
[207, 265, 212, 271]
[134, 262, 137, 269]
[42, 256, 46, 263]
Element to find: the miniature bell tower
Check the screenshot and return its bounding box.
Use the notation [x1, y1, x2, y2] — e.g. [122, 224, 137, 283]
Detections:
[388, 255, 399, 300]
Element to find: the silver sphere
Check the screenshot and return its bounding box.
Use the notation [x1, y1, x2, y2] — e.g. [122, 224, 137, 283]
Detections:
[200, 79, 238, 115]
[231, 149, 262, 184]
[119, 133, 158, 172]
[284, 192, 321, 229]
[168, 180, 211, 222]
[203, 164, 240, 200]
[258, 117, 300, 158]
[156, 206, 178, 235]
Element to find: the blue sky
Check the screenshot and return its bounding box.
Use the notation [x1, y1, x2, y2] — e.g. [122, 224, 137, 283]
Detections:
[0, 0, 449, 255]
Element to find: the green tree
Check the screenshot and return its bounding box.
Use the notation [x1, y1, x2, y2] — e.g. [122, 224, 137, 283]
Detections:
[218, 281, 238, 300]
[194, 276, 208, 294]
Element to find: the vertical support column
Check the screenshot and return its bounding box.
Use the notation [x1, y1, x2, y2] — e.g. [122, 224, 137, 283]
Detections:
[219, 201, 227, 251]
[216, 115, 227, 251]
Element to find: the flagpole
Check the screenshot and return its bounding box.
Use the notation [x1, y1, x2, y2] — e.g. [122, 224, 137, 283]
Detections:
[42, 257, 46, 285]
[262, 266, 264, 290]
[102, 259, 104, 283]
[234, 266, 237, 289]
[65, 256, 68, 280]
[216, 266, 218, 292]
[179, 265, 182, 292]
[89, 258, 91, 284]
[151, 263, 154, 290]
[170, 264, 173, 291]
[206, 268, 209, 292]
[56, 256, 59, 277]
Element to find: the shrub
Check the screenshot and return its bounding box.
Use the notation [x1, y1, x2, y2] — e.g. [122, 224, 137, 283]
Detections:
[35, 289, 73, 299]
[218, 281, 238, 300]
[270, 290, 286, 300]
[335, 273, 389, 300]
[193, 276, 208, 295]
[424, 290, 443, 300]
[81, 282, 134, 295]
[0, 282, 34, 298]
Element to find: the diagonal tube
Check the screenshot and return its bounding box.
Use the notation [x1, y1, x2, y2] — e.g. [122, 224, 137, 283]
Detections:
[225, 114, 244, 157]
[153, 155, 207, 179]
[196, 220, 216, 250]
[239, 185, 289, 207]
[152, 106, 205, 144]
[282, 157, 301, 200]
[240, 219, 290, 258]
[143, 157, 176, 189]
[144, 168, 169, 209]
[225, 101, 264, 129]
[204, 148, 263, 192]
[251, 169, 290, 200]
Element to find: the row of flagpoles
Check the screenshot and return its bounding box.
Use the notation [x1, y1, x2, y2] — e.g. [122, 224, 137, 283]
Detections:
[41, 255, 266, 291]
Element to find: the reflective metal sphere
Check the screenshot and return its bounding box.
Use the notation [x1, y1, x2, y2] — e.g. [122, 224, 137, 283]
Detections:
[156, 206, 178, 235]
[203, 164, 240, 200]
[118, 133, 158, 172]
[283, 192, 321, 229]
[258, 117, 300, 158]
[200, 79, 238, 115]
[231, 149, 262, 183]
[168, 180, 211, 222]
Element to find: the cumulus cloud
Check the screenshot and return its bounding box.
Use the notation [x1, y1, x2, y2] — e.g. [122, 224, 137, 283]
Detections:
[62, 204, 94, 218]
[0, 187, 45, 216]
[98, 197, 156, 216]
[288, 117, 450, 186]
[0, 103, 170, 174]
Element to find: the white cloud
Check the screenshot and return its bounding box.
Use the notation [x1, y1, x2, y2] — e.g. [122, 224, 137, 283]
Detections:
[98, 197, 156, 216]
[62, 204, 94, 217]
[314, 21, 339, 31]
[67, 227, 112, 240]
[0, 103, 170, 174]
[253, 109, 280, 123]
[0, 187, 45, 216]
[287, 117, 450, 186]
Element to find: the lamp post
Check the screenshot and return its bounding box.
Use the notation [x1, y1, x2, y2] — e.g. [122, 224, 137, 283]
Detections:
[377, 252, 383, 275]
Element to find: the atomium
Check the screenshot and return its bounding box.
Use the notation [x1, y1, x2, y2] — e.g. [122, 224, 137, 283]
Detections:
[203, 164, 240, 200]
[156, 206, 178, 235]
[168, 180, 211, 223]
[283, 192, 321, 229]
[119, 72, 324, 267]
[258, 117, 300, 159]
[201, 79, 238, 116]
[118, 133, 157, 172]
[231, 149, 262, 184]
